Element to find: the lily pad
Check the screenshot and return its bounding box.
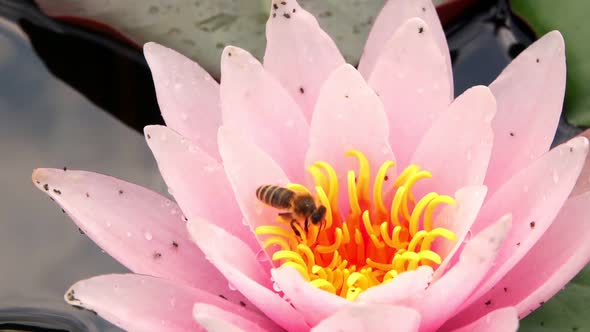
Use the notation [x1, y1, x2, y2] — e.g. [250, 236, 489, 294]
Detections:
[35, 0, 466, 78]
[35, 0, 386, 77]
[520, 265, 590, 331]
[511, 0, 590, 127]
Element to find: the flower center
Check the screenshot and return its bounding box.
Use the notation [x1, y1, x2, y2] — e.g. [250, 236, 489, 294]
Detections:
[255, 150, 456, 300]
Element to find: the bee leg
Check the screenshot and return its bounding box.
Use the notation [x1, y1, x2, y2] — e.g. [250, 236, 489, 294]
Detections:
[278, 212, 293, 218]
[304, 218, 309, 233]
[290, 219, 302, 238]
[318, 219, 325, 234]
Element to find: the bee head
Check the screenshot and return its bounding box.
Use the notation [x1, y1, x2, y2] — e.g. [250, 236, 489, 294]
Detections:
[310, 206, 327, 224]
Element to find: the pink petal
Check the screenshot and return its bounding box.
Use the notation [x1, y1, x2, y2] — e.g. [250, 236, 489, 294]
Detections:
[311, 304, 421, 332]
[432, 185, 488, 280]
[368, 18, 452, 167]
[485, 31, 566, 195]
[461, 137, 588, 310]
[31, 169, 244, 304]
[448, 307, 518, 332]
[411, 86, 495, 198]
[187, 219, 270, 289]
[410, 215, 512, 332]
[215, 264, 309, 332]
[193, 303, 279, 332]
[571, 129, 590, 196]
[217, 127, 291, 255]
[359, 0, 451, 92]
[66, 274, 265, 332]
[220, 46, 309, 180]
[144, 125, 258, 251]
[357, 266, 433, 305]
[185, 221, 308, 331]
[306, 64, 395, 213]
[192, 316, 244, 332]
[271, 267, 347, 326]
[264, 0, 345, 120]
[445, 192, 590, 327]
[143, 42, 221, 159]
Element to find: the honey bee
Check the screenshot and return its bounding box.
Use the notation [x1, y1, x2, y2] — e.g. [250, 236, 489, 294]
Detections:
[256, 185, 327, 237]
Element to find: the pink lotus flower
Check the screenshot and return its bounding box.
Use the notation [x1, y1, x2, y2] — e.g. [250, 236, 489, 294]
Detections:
[32, 0, 590, 331]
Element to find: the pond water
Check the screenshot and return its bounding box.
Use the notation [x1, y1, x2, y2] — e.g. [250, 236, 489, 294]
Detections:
[0, 0, 580, 330]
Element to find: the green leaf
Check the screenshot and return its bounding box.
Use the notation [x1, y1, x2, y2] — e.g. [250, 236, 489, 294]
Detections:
[511, 0, 590, 126]
[519, 265, 590, 331]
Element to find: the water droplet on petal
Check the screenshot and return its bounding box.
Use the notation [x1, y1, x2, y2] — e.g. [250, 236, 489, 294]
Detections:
[272, 282, 282, 292]
[105, 222, 112, 228]
[416, 87, 424, 94]
[256, 250, 269, 262]
[144, 231, 153, 241]
[228, 283, 237, 291]
[126, 231, 133, 237]
[336, 113, 343, 119]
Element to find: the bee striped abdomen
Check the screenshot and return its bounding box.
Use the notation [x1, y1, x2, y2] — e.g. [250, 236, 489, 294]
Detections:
[256, 185, 294, 209]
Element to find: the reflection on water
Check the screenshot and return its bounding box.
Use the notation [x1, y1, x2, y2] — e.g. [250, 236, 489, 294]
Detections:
[0, 19, 166, 330]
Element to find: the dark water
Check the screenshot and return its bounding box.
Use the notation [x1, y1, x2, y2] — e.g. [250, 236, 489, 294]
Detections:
[0, 0, 581, 330]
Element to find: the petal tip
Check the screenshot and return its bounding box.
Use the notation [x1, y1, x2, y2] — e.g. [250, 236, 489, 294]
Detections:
[544, 30, 565, 48]
[64, 283, 83, 306]
[32, 168, 56, 186]
[143, 125, 160, 139]
[143, 42, 167, 62]
[31, 168, 43, 183]
[222, 45, 246, 60]
[568, 136, 590, 154]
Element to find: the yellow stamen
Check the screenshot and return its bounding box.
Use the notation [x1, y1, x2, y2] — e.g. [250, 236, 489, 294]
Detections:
[311, 279, 336, 294]
[310, 161, 340, 212]
[409, 193, 438, 236]
[346, 150, 371, 202]
[286, 183, 311, 195]
[297, 244, 315, 269]
[347, 170, 361, 216]
[424, 195, 455, 231]
[391, 186, 406, 227]
[373, 161, 396, 217]
[254, 150, 456, 300]
[315, 186, 333, 230]
[316, 228, 343, 254]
